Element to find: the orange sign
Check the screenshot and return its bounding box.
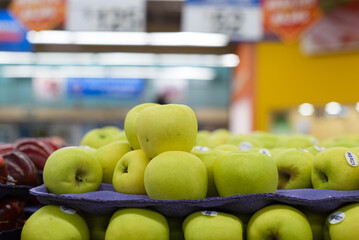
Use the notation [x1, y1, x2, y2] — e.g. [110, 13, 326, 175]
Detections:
[9, 0, 65, 31]
[263, 0, 322, 43]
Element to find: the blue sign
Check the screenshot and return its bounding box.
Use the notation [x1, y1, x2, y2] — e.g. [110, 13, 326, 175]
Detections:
[186, 0, 259, 7]
[0, 10, 32, 52]
[67, 78, 145, 99]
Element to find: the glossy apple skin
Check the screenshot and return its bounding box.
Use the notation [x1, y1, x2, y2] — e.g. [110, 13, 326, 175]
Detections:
[0, 143, 14, 155]
[3, 151, 40, 186]
[0, 154, 8, 184]
[0, 198, 26, 231]
[13, 138, 55, 170]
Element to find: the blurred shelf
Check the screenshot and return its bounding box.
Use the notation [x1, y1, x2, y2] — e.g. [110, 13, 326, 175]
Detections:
[0, 107, 229, 125]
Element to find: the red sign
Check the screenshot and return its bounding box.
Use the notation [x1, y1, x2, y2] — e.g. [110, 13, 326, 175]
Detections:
[263, 0, 322, 43]
[9, 0, 65, 31]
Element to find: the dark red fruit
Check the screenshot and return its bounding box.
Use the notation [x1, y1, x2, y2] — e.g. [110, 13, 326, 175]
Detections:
[14, 138, 55, 170]
[3, 151, 40, 186]
[0, 155, 8, 184]
[0, 198, 25, 231]
[0, 143, 14, 155]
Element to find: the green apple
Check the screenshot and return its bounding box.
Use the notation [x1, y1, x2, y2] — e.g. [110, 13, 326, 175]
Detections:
[105, 208, 169, 240]
[214, 144, 239, 152]
[183, 210, 243, 240]
[276, 134, 316, 148]
[81, 212, 112, 240]
[43, 147, 103, 194]
[247, 204, 312, 240]
[250, 131, 279, 149]
[321, 138, 359, 148]
[124, 103, 159, 150]
[167, 216, 185, 240]
[311, 147, 359, 190]
[112, 149, 150, 195]
[144, 151, 207, 200]
[95, 140, 131, 184]
[300, 208, 328, 240]
[136, 104, 198, 159]
[272, 148, 314, 189]
[195, 130, 213, 148]
[226, 134, 263, 150]
[209, 128, 231, 147]
[213, 151, 278, 197]
[21, 205, 89, 240]
[80, 126, 126, 149]
[305, 146, 326, 156]
[323, 203, 359, 240]
[191, 146, 224, 197]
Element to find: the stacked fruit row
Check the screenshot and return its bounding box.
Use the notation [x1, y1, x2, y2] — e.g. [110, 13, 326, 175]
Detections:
[0, 138, 63, 236]
[21, 103, 359, 239]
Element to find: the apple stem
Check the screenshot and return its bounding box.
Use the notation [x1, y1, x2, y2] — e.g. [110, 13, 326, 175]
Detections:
[0, 176, 17, 183]
[76, 174, 83, 182]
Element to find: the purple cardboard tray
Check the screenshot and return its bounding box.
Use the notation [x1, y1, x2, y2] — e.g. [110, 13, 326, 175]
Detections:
[30, 184, 359, 217]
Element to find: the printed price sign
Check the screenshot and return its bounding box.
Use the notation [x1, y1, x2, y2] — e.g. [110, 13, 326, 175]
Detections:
[263, 0, 322, 43]
[66, 0, 145, 31]
[182, 0, 262, 41]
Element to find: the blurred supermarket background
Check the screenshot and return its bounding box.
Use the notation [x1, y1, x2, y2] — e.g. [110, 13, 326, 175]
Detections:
[0, 0, 359, 145]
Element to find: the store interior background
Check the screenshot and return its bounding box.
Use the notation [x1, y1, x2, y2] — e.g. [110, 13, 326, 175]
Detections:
[1, 0, 359, 145]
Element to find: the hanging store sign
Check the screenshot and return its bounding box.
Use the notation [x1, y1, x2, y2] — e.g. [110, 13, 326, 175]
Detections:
[0, 10, 32, 51]
[263, 0, 322, 43]
[301, 3, 359, 55]
[182, 0, 263, 41]
[66, 78, 145, 99]
[65, 0, 146, 31]
[9, 0, 65, 31]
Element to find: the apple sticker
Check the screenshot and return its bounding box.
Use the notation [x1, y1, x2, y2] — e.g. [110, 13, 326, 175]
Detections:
[328, 211, 345, 224]
[239, 141, 253, 151]
[201, 210, 218, 217]
[345, 151, 358, 167]
[196, 146, 210, 152]
[314, 146, 326, 151]
[60, 206, 77, 214]
[259, 149, 271, 157]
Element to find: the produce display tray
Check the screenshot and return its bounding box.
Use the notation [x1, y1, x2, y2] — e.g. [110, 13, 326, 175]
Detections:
[0, 184, 32, 199]
[0, 228, 22, 240]
[30, 184, 359, 217]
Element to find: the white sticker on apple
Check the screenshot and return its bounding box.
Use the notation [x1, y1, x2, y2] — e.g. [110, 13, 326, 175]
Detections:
[196, 146, 210, 152]
[328, 211, 345, 224]
[60, 206, 77, 214]
[239, 141, 253, 151]
[298, 148, 309, 153]
[345, 151, 358, 167]
[311, 138, 319, 146]
[201, 210, 218, 217]
[259, 149, 271, 157]
[314, 146, 326, 151]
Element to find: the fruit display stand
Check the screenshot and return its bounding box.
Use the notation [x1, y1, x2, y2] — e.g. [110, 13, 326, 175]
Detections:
[14, 104, 359, 239]
[30, 184, 359, 217]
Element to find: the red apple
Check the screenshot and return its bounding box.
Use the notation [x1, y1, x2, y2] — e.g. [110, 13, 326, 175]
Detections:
[0, 154, 8, 184]
[0, 198, 25, 231]
[0, 143, 14, 155]
[14, 138, 55, 170]
[3, 151, 40, 186]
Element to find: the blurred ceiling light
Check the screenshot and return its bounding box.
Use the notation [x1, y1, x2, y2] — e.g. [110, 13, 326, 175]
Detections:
[27, 30, 229, 47]
[0, 51, 239, 67]
[325, 101, 342, 115]
[356, 102, 359, 112]
[298, 103, 314, 116]
[2, 65, 215, 80]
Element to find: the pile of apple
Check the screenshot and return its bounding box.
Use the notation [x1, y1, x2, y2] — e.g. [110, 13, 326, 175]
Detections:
[20, 103, 359, 240]
[0, 137, 63, 234]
